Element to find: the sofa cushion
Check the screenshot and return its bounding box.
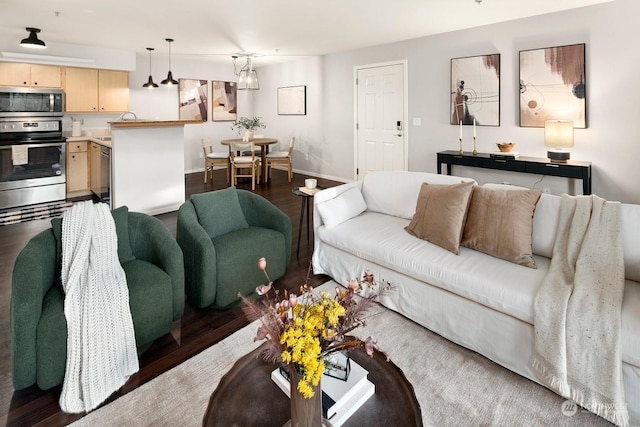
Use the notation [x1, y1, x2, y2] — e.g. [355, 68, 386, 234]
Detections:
[462, 186, 541, 268]
[191, 187, 249, 239]
[50, 204, 135, 264]
[316, 186, 367, 228]
[361, 171, 476, 219]
[405, 181, 475, 254]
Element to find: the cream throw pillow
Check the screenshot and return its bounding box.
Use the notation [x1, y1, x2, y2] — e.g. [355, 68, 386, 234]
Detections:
[462, 186, 542, 268]
[405, 181, 475, 255]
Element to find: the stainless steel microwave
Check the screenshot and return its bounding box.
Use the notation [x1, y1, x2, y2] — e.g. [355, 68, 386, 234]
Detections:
[0, 87, 64, 117]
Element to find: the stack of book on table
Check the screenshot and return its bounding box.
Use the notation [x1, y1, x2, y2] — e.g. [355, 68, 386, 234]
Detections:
[271, 358, 375, 427]
[298, 186, 320, 196]
[489, 151, 520, 159]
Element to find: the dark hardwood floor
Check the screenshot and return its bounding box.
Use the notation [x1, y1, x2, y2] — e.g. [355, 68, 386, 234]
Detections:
[0, 169, 343, 426]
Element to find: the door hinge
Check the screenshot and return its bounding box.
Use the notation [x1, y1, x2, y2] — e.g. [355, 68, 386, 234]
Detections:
[356, 123, 359, 130]
[357, 168, 359, 175]
[355, 77, 358, 85]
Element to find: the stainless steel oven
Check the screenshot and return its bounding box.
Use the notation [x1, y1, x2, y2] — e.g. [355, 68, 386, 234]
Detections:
[0, 118, 66, 210]
[0, 87, 64, 117]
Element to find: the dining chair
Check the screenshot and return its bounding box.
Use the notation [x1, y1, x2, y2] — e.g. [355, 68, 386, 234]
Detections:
[230, 141, 261, 190]
[201, 138, 230, 184]
[266, 137, 295, 182]
[242, 134, 265, 156]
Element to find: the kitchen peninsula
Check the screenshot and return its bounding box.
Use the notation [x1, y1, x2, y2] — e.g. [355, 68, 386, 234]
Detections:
[110, 119, 200, 215]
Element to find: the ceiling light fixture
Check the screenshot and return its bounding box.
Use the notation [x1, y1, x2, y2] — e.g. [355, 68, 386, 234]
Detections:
[161, 38, 178, 85]
[20, 27, 46, 49]
[232, 55, 260, 91]
[143, 47, 158, 88]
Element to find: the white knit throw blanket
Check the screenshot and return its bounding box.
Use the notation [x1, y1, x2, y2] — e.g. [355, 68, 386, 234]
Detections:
[532, 194, 628, 426]
[59, 201, 139, 413]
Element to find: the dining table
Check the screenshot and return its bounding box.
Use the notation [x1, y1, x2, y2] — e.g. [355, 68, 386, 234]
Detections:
[220, 137, 278, 183]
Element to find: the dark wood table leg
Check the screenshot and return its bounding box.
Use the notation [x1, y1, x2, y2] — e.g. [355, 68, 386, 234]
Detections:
[296, 196, 307, 259]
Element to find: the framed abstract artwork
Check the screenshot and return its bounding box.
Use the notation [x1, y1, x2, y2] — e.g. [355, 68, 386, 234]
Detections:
[211, 81, 237, 121]
[178, 79, 208, 121]
[519, 43, 586, 128]
[277, 85, 306, 115]
[450, 54, 500, 126]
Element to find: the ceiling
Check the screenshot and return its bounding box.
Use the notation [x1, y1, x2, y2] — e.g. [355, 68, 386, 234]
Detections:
[0, 0, 614, 65]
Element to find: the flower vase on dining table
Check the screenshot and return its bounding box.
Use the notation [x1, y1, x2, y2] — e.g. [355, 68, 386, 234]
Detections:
[284, 364, 332, 427]
[244, 129, 254, 142]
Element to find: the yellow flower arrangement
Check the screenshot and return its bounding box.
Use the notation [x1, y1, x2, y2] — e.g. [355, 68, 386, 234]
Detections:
[239, 258, 390, 399]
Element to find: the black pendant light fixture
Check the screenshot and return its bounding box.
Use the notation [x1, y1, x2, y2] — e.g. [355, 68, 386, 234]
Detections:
[142, 47, 158, 88]
[161, 38, 178, 85]
[20, 27, 46, 49]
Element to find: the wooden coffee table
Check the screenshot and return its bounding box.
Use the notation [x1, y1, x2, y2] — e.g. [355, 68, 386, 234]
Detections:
[203, 343, 422, 426]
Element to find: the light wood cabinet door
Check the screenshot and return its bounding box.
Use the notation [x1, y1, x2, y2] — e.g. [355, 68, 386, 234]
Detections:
[67, 141, 89, 193]
[0, 63, 31, 86]
[30, 64, 62, 87]
[90, 142, 101, 196]
[0, 63, 62, 87]
[65, 68, 99, 112]
[98, 70, 129, 112]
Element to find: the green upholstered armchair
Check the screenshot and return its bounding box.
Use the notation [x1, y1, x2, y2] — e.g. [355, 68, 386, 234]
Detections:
[10, 206, 184, 390]
[177, 187, 291, 308]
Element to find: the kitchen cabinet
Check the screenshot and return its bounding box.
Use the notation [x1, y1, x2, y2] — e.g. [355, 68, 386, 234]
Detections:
[64, 68, 129, 113]
[89, 142, 101, 196]
[66, 140, 90, 194]
[0, 63, 62, 87]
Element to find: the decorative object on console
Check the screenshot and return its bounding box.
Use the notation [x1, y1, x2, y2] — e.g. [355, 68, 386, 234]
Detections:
[496, 142, 515, 152]
[142, 48, 158, 88]
[239, 259, 390, 427]
[519, 44, 586, 128]
[161, 38, 178, 85]
[405, 181, 475, 255]
[20, 27, 46, 49]
[232, 54, 260, 90]
[544, 120, 574, 162]
[451, 53, 500, 126]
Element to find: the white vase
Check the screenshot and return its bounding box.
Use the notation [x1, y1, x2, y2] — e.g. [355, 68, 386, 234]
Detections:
[244, 130, 254, 141]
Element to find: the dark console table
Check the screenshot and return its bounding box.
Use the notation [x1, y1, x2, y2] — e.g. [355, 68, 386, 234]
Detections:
[436, 150, 592, 195]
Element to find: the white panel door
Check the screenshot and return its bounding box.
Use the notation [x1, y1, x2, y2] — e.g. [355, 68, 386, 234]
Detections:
[356, 63, 405, 180]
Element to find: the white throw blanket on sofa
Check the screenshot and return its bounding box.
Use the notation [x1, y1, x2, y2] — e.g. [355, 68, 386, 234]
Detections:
[533, 194, 628, 426]
[59, 201, 139, 413]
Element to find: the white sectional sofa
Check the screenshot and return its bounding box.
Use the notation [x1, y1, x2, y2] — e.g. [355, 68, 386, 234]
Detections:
[311, 170, 640, 424]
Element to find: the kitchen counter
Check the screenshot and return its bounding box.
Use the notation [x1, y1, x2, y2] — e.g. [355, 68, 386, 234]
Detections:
[108, 119, 201, 128]
[66, 135, 112, 148]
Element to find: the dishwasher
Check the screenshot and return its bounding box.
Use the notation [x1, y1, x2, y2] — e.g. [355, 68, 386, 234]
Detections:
[99, 145, 112, 208]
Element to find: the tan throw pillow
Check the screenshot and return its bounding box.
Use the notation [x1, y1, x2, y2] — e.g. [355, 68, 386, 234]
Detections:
[461, 186, 542, 268]
[405, 181, 475, 254]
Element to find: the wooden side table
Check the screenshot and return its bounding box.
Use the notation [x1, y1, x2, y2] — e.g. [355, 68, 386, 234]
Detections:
[203, 343, 422, 426]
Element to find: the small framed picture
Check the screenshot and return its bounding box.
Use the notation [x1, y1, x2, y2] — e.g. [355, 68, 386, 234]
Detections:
[519, 43, 586, 128]
[211, 81, 237, 121]
[450, 54, 501, 126]
[178, 79, 208, 121]
[277, 85, 306, 115]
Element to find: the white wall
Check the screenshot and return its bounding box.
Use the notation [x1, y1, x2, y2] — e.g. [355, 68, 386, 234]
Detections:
[249, 0, 640, 203]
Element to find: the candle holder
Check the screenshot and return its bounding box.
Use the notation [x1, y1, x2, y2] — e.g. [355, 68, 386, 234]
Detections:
[473, 136, 478, 156]
[458, 138, 463, 155]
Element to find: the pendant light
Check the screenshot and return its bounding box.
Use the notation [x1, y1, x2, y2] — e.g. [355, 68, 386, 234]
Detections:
[161, 38, 178, 85]
[232, 55, 260, 90]
[20, 27, 46, 49]
[142, 47, 158, 88]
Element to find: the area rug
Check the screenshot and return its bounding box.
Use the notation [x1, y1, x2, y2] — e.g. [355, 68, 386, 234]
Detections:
[0, 201, 73, 226]
[71, 282, 608, 427]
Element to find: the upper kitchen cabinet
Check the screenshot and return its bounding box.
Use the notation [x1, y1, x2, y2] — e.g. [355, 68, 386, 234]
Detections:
[0, 63, 62, 88]
[64, 67, 129, 113]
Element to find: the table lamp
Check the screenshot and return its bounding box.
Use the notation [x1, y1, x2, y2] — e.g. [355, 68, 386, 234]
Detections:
[544, 120, 574, 162]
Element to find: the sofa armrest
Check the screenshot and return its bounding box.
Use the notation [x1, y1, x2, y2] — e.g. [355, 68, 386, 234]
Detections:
[176, 201, 219, 308]
[11, 229, 58, 389]
[128, 212, 185, 320]
[237, 190, 292, 265]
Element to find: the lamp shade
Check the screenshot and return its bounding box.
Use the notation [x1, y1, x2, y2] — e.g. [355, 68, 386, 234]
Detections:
[238, 69, 259, 90]
[545, 120, 574, 161]
[20, 27, 46, 49]
[161, 38, 178, 85]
